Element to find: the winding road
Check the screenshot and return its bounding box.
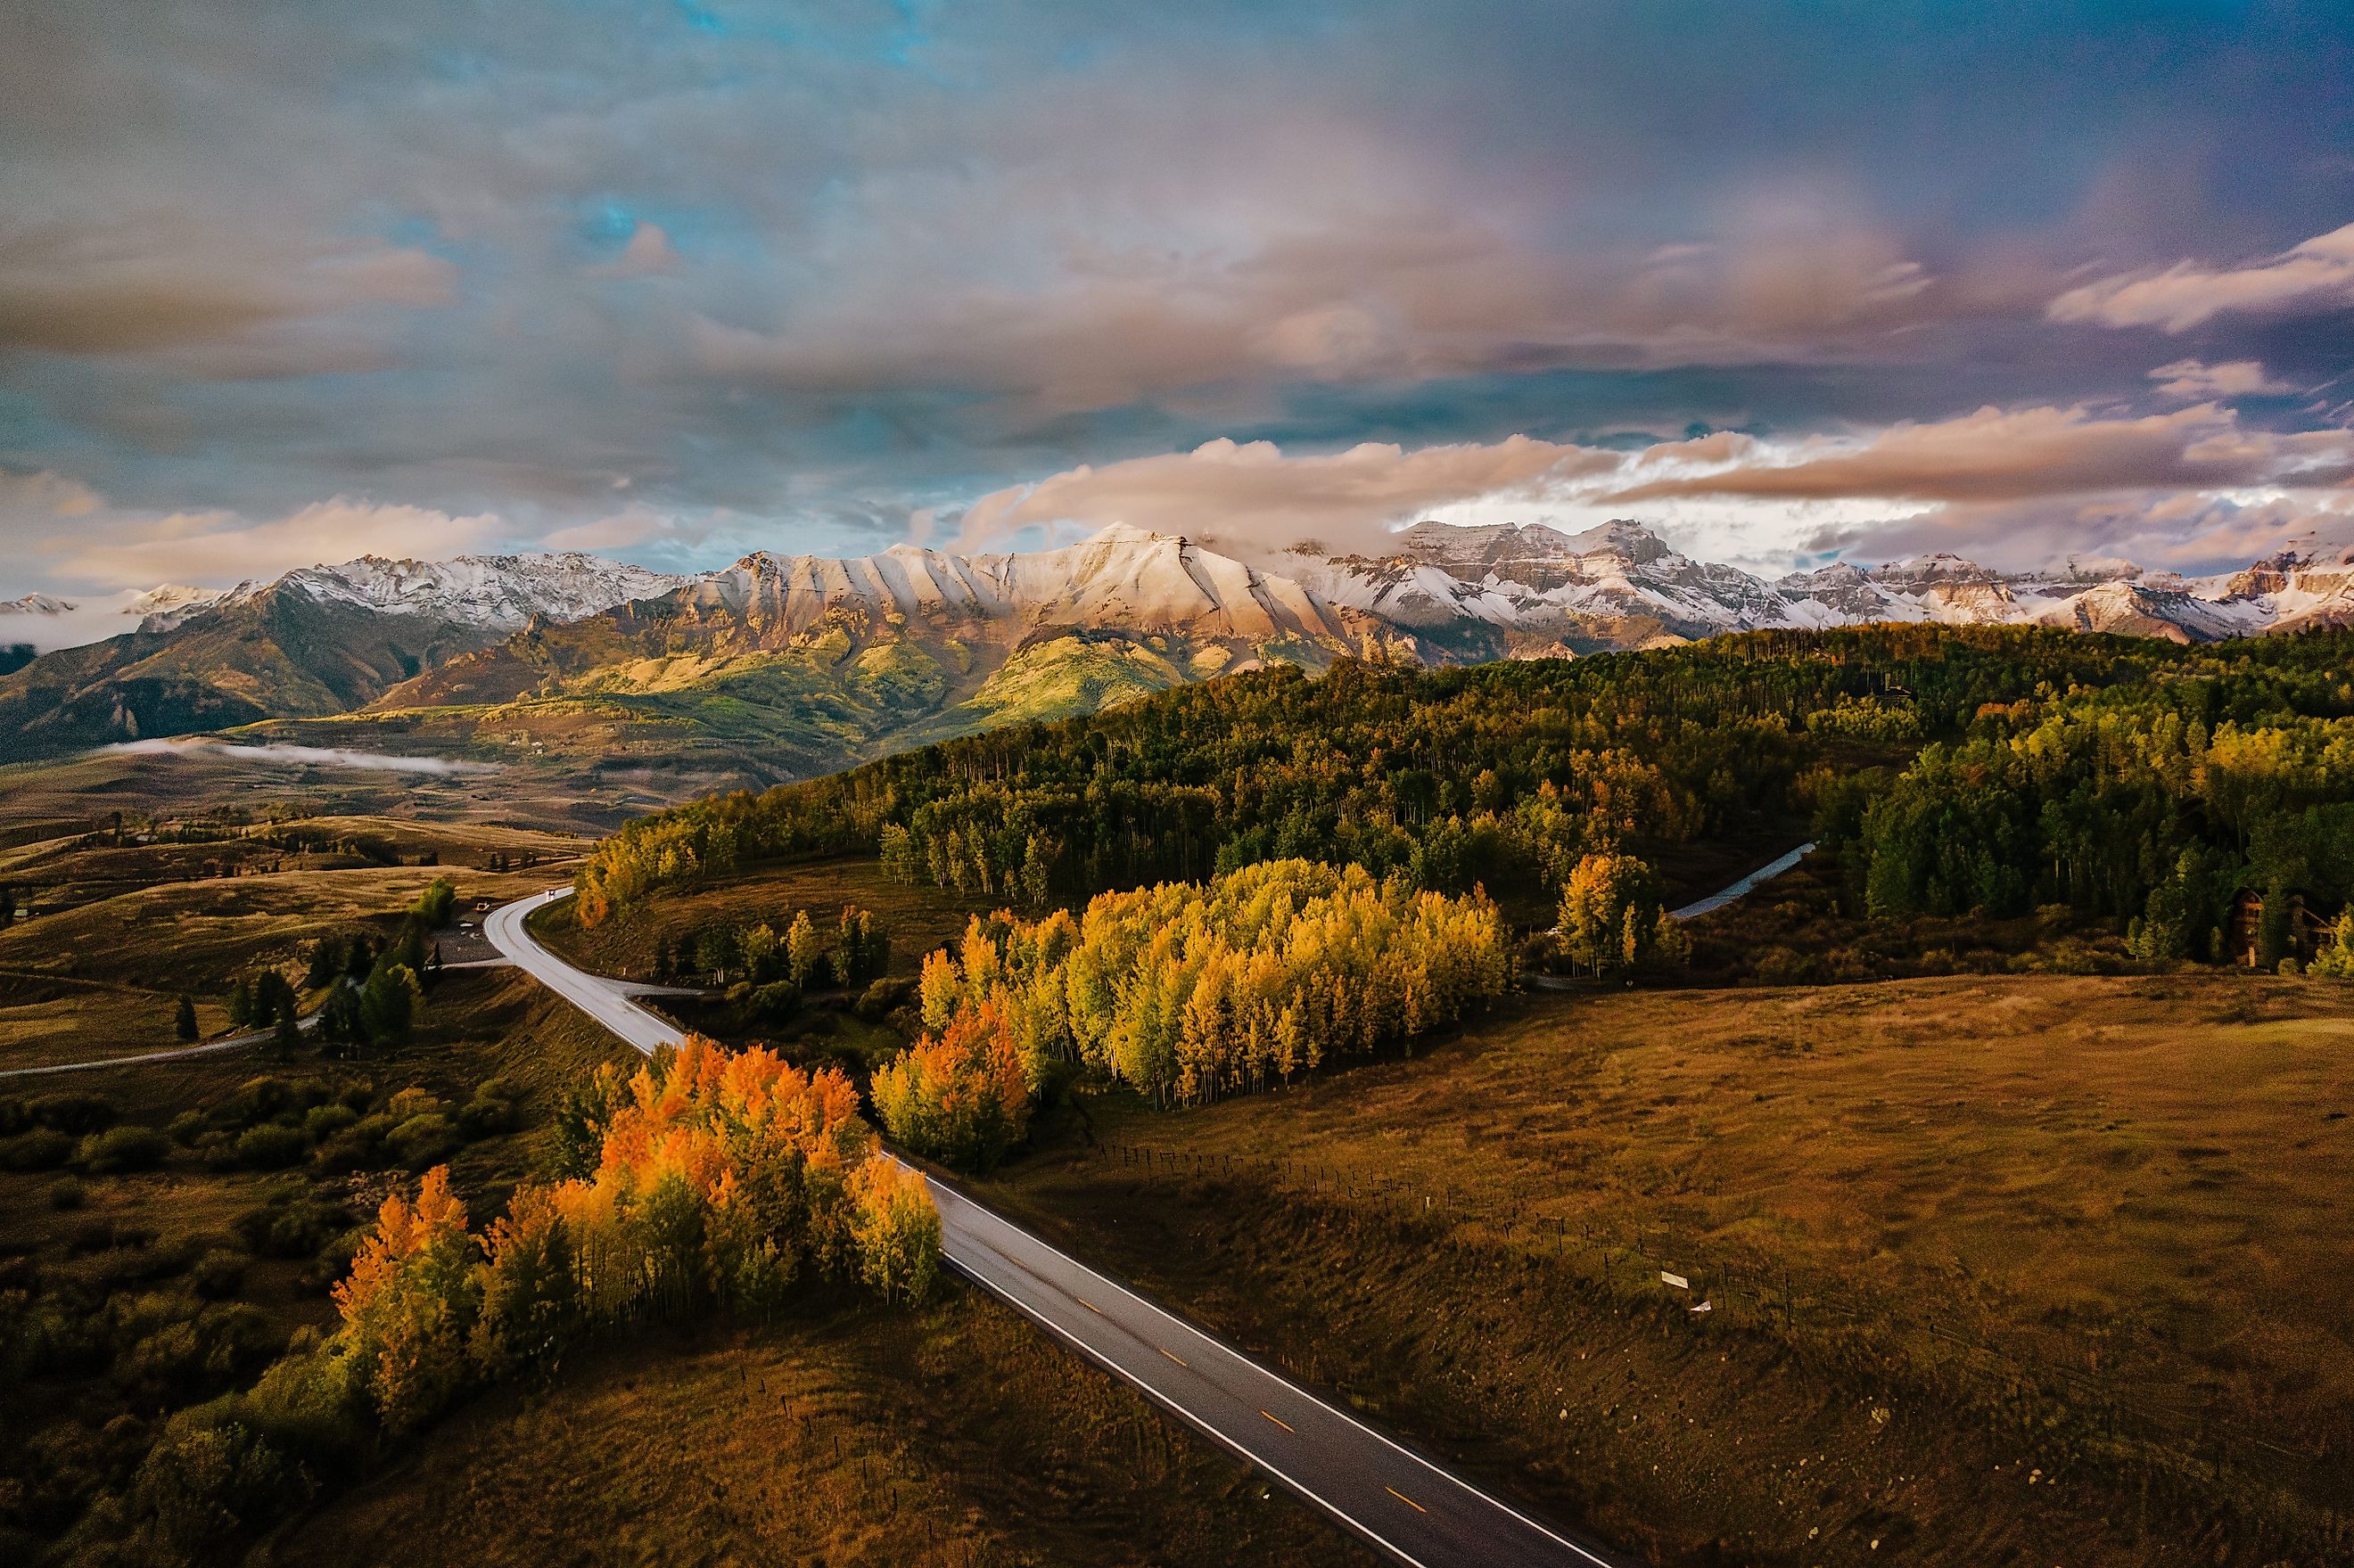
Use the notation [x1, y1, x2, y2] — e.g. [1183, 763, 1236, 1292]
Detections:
[488, 886, 1629, 1568]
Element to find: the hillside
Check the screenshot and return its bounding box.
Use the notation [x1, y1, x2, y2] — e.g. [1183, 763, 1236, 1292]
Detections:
[0, 554, 686, 762]
[7, 521, 2354, 784]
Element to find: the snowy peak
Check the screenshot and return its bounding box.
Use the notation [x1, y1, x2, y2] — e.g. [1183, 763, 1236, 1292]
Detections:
[209, 552, 693, 632]
[0, 593, 77, 616]
[670, 526, 1363, 645]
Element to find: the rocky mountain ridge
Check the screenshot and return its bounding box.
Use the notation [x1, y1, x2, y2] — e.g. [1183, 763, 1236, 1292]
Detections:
[6, 520, 2352, 781]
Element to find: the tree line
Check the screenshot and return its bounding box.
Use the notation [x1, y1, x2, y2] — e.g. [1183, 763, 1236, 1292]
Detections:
[573, 627, 2284, 928]
[874, 858, 1514, 1169]
[1821, 651, 2354, 968]
[110, 1036, 938, 1564]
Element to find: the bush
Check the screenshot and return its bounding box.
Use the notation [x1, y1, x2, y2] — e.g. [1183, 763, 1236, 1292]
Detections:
[235, 1123, 310, 1170]
[2, 1127, 75, 1171]
[457, 1093, 516, 1139]
[82, 1123, 171, 1173]
[385, 1112, 460, 1170]
[189, 1249, 248, 1299]
[235, 1192, 352, 1260]
[27, 1091, 118, 1134]
[123, 1417, 298, 1561]
[386, 1087, 442, 1119]
[314, 1114, 396, 1172]
[46, 1174, 86, 1210]
[304, 1103, 358, 1140]
[168, 1110, 206, 1145]
[746, 979, 801, 1022]
[854, 975, 917, 1022]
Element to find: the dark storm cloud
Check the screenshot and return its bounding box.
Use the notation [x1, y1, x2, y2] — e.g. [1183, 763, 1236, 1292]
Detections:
[1, 1, 2350, 590]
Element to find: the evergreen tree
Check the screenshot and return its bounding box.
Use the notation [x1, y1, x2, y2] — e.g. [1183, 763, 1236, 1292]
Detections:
[174, 995, 199, 1042]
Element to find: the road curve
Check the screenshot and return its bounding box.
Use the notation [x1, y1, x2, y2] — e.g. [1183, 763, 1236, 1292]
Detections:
[1668, 841, 1815, 921]
[487, 887, 1628, 1568]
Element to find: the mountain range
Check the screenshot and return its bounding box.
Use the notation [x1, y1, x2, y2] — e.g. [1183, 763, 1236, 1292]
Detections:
[5, 520, 2350, 800]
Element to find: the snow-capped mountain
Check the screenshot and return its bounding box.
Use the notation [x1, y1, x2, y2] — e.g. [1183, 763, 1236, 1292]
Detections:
[0, 593, 77, 618]
[125, 584, 227, 632]
[11, 518, 2354, 769]
[671, 523, 1387, 647]
[199, 553, 691, 633]
[1298, 519, 2354, 647]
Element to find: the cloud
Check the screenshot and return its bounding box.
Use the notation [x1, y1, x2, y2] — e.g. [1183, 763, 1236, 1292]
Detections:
[952, 435, 1623, 558]
[0, 218, 456, 372]
[103, 739, 500, 775]
[2046, 222, 2354, 332]
[590, 220, 679, 278]
[2146, 358, 2293, 401]
[1603, 404, 2354, 506]
[51, 499, 503, 590]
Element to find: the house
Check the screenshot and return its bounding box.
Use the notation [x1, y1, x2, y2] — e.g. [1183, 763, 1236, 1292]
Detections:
[2225, 889, 2332, 967]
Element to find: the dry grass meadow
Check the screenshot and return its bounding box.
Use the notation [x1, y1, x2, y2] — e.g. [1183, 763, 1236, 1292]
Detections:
[266, 1290, 1368, 1568]
[984, 973, 2354, 1568]
[536, 854, 1001, 983]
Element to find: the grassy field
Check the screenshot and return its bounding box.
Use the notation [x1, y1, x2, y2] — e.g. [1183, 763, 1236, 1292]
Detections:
[536, 854, 1002, 984]
[0, 746, 625, 838]
[0, 792, 590, 1072]
[980, 973, 2354, 1568]
[0, 967, 642, 1563]
[266, 1292, 1369, 1568]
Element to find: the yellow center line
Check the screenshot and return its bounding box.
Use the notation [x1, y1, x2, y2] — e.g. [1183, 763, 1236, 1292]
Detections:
[1386, 1485, 1428, 1514]
[1076, 1297, 1103, 1314]
[1158, 1346, 1189, 1367]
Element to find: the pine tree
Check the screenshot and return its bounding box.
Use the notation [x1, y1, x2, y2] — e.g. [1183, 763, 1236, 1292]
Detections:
[174, 994, 199, 1041]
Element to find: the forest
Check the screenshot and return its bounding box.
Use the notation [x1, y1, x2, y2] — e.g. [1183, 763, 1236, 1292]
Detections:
[575, 628, 2354, 980]
[26, 1038, 940, 1565]
[1824, 651, 2354, 967]
[873, 859, 1514, 1167]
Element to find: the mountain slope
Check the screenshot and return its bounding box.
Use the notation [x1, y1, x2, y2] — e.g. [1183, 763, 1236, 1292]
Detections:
[272, 529, 1412, 796]
[0, 553, 687, 760]
[9, 520, 2354, 787]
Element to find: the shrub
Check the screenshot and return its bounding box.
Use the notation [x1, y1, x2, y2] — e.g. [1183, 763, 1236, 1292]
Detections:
[82, 1123, 171, 1173]
[854, 975, 917, 1022]
[189, 1249, 248, 1299]
[315, 1112, 399, 1172]
[2, 1128, 75, 1171]
[27, 1091, 118, 1134]
[235, 1123, 309, 1170]
[745, 979, 802, 1022]
[386, 1113, 460, 1170]
[386, 1087, 443, 1119]
[122, 1417, 296, 1562]
[456, 1093, 515, 1139]
[46, 1174, 86, 1210]
[235, 1192, 352, 1260]
[168, 1110, 205, 1145]
[304, 1103, 358, 1139]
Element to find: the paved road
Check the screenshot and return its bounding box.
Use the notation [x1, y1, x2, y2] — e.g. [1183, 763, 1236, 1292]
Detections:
[486, 887, 1627, 1568]
[1668, 841, 1815, 921]
[0, 1012, 321, 1080]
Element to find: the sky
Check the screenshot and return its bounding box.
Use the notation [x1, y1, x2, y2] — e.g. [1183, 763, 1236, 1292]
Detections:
[3, 0, 2352, 605]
